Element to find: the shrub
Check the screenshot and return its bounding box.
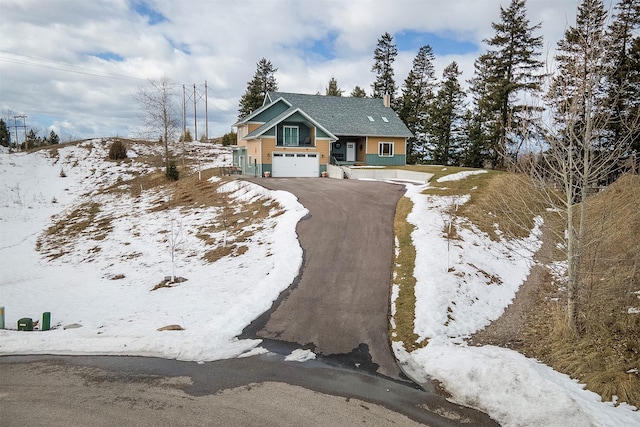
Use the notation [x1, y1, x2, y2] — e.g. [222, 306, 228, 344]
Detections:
[180, 129, 193, 142]
[166, 161, 179, 181]
[109, 140, 127, 160]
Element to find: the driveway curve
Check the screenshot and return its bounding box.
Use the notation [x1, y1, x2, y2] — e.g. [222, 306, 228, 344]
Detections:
[244, 178, 406, 378]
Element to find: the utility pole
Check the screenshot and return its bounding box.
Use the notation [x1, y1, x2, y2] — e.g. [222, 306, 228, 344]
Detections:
[182, 85, 187, 138]
[13, 115, 26, 150]
[193, 84, 197, 141]
[204, 80, 209, 141]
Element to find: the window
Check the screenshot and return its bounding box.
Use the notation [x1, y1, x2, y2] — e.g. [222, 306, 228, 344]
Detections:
[283, 126, 299, 146]
[381, 116, 389, 123]
[367, 116, 375, 122]
[378, 142, 394, 157]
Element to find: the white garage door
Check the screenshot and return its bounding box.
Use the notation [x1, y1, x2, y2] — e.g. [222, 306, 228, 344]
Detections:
[272, 152, 320, 177]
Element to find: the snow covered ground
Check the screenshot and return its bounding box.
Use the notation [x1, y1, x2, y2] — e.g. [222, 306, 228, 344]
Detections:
[392, 175, 639, 427]
[1, 141, 638, 426]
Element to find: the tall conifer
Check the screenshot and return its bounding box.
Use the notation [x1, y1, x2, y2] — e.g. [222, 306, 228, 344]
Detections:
[427, 62, 466, 165]
[238, 58, 279, 119]
[469, 0, 544, 168]
[397, 45, 437, 163]
[371, 32, 398, 100]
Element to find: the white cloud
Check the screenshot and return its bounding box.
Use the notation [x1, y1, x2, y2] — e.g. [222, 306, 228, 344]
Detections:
[0, 0, 618, 140]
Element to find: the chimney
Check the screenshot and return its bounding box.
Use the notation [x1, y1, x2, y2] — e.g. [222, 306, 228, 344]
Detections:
[383, 94, 390, 108]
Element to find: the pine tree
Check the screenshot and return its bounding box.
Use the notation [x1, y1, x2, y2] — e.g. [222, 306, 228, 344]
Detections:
[547, 0, 608, 142]
[238, 58, 279, 119]
[603, 0, 640, 155]
[371, 32, 398, 100]
[427, 62, 467, 165]
[325, 77, 343, 96]
[350, 86, 367, 98]
[467, 56, 498, 167]
[25, 129, 38, 149]
[396, 45, 437, 163]
[470, 0, 544, 168]
[0, 118, 10, 147]
[460, 110, 489, 168]
[49, 130, 60, 145]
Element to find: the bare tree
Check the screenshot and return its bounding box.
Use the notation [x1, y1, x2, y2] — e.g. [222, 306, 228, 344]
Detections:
[525, 0, 638, 331]
[134, 77, 179, 170]
[167, 217, 185, 283]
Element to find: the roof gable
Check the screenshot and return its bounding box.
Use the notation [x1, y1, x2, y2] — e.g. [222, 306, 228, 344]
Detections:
[245, 106, 337, 141]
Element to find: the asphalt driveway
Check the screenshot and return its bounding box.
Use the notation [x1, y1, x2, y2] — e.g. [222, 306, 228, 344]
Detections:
[244, 178, 406, 378]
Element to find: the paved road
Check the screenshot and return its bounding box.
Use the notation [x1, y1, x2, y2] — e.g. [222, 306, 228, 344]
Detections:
[245, 178, 405, 378]
[1, 354, 498, 426]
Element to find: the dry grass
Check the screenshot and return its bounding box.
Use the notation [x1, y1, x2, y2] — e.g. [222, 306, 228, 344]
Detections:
[520, 174, 640, 406]
[37, 202, 110, 260]
[393, 164, 640, 406]
[463, 172, 550, 240]
[391, 196, 425, 351]
[37, 143, 283, 266]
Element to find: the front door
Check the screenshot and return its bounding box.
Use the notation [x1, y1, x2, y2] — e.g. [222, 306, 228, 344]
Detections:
[346, 142, 356, 162]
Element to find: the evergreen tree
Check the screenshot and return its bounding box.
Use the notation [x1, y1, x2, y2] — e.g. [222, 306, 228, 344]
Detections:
[427, 62, 467, 165]
[397, 45, 437, 163]
[460, 110, 489, 168]
[467, 56, 497, 167]
[0, 118, 10, 147]
[470, 0, 544, 168]
[371, 32, 398, 100]
[603, 0, 640, 155]
[221, 131, 237, 146]
[547, 0, 608, 142]
[25, 129, 38, 149]
[325, 77, 343, 96]
[49, 129, 60, 145]
[350, 86, 367, 98]
[238, 58, 278, 119]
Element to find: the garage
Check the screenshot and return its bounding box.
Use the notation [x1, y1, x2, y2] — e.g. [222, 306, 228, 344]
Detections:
[272, 152, 320, 177]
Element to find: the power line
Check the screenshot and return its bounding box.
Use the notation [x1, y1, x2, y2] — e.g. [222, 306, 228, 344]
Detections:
[0, 49, 146, 81]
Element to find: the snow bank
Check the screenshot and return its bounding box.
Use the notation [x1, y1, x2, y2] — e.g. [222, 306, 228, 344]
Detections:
[394, 171, 639, 427]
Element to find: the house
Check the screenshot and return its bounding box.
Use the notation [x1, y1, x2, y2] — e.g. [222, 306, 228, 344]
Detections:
[232, 92, 412, 177]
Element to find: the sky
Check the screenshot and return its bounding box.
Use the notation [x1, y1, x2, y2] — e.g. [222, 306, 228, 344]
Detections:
[0, 0, 622, 142]
[1, 139, 638, 426]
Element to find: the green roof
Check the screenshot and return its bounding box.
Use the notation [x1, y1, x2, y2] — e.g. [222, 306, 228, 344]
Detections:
[238, 92, 412, 138]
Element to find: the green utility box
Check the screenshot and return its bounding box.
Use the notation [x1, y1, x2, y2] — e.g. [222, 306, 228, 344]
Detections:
[42, 312, 51, 331]
[18, 317, 33, 331]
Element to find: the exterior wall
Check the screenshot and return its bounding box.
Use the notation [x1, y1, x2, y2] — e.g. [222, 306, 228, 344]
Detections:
[365, 136, 407, 166]
[244, 139, 261, 176]
[365, 153, 407, 166]
[261, 136, 277, 174]
[236, 124, 249, 147]
[252, 101, 289, 122]
[247, 122, 263, 134]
